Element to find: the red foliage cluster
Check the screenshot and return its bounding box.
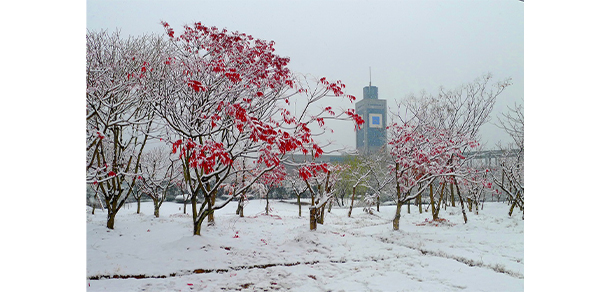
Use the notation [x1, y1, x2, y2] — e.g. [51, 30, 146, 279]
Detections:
[171, 139, 232, 174]
[187, 79, 206, 92]
[389, 124, 476, 190]
[298, 163, 329, 181]
[156, 20, 365, 184]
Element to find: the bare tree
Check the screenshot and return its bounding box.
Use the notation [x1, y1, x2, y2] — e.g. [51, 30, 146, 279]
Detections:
[287, 172, 309, 217]
[493, 103, 524, 218]
[86, 31, 168, 229]
[137, 147, 181, 217]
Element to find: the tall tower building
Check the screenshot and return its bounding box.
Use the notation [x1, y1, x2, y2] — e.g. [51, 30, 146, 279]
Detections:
[356, 81, 387, 155]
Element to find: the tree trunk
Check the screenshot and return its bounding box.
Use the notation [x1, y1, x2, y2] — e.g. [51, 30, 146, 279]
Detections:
[429, 184, 437, 221]
[191, 195, 201, 235]
[455, 183, 468, 224]
[393, 200, 403, 230]
[193, 217, 203, 236]
[136, 196, 141, 214]
[407, 199, 410, 214]
[236, 196, 242, 215]
[309, 206, 317, 230]
[450, 183, 455, 207]
[153, 198, 160, 218]
[377, 195, 380, 212]
[317, 203, 326, 224]
[265, 192, 270, 215]
[509, 199, 518, 217]
[297, 195, 302, 217]
[106, 210, 116, 229]
[236, 196, 245, 217]
[348, 186, 356, 217]
[105, 197, 118, 229]
[418, 193, 423, 214]
[467, 198, 472, 212]
[434, 183, 445, 219]
[191, 195, 198, 223]
[474, 199, 479, 215]
[208, 192, 216, 225]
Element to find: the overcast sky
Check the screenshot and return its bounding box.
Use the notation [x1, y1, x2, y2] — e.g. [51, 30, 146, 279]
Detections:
[87, 0, 523, 150]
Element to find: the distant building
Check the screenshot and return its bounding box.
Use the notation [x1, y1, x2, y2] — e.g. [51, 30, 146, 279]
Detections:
[356, 83, 387, 155]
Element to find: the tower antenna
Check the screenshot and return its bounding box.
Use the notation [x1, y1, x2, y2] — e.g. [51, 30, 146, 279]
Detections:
[369, 66, 372, 87]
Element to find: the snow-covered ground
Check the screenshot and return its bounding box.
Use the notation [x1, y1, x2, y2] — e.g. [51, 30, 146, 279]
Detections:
[87, 200, 523, 291]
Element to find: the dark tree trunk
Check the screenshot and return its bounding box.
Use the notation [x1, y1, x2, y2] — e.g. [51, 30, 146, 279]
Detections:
[191, 195, 198, 223]
[153, 197, 161, 218]
[309, 206, 317, 230]
[193, 219, 203, 236]
[297, 195, 302, 217]
[429, 184, 437, 220]
[455, 183, 468, 224]
[236, 196, 242, 215]
[377, 195, 380, 212]
[106, 210, 116, 229]
[393, 200, 403, 231]
[106, 198, 117, 229]
[434, 183, 445, 219]
[317, 203, 326, 224]
[451, 183, 455, 207]
[348, 186, 356, 217]
[208, 193, 216, 226]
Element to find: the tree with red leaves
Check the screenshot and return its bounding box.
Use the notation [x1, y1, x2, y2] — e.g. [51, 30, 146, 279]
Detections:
[388, 74, 511, 230]
[154, 21, 363, 235]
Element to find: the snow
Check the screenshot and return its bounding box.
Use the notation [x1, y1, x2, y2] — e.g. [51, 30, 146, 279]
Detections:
[87, 200, 523, 291]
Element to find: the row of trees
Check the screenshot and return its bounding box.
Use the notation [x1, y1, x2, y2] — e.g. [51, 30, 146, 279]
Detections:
[87, 22, 364, 234]
[87, 21, 523, 236]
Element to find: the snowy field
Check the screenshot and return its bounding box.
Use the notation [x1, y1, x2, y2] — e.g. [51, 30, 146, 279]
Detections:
[87, 200, 523, 291]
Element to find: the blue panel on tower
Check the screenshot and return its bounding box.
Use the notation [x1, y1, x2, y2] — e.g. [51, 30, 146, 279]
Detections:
[372, 116, 380, 125]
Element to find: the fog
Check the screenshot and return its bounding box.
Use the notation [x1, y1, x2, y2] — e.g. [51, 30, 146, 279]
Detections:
[87, 0, 523, 149]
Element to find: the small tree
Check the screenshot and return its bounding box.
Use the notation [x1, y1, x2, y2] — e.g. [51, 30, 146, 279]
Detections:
[343, 157, 370, 218]
[287, 170, 309, 217]
[493, 103, 524, 218]
[388, 74, 511, 230]
[259, 164, 286, 215]
[138, 147, 181, 217]
[362, 151, 394, 213]
[296, 161, 346, 230]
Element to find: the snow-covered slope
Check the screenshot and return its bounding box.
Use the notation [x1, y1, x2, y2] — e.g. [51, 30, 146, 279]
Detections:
[87, 200, 523, 291]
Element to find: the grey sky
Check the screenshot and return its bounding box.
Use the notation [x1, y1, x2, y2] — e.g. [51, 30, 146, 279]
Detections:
[87, 0, 523, 150]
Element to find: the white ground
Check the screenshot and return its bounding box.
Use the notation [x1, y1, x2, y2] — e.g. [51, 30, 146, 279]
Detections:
[87, 199, 523, 291]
